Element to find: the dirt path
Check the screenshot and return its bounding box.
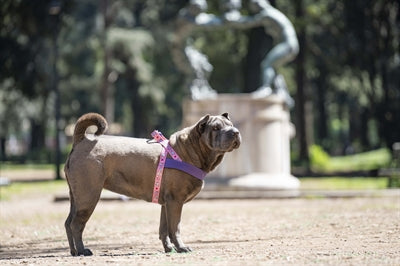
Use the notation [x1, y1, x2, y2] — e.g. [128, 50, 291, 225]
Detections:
[1, 195, 399, 265]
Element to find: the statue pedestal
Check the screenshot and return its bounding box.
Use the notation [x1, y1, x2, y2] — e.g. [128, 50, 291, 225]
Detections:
[182, 93, 300, 190]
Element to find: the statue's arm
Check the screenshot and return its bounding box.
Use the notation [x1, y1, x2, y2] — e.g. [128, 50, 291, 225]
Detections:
[225, 15, 263, 29]
[195, 13, 223, 27]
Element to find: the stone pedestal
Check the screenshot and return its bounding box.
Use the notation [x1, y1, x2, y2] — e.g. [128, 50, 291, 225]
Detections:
[182, 93, 300, 189]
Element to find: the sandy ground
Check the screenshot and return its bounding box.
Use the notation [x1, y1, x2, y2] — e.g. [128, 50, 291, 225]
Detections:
[1, 192, 399, 265]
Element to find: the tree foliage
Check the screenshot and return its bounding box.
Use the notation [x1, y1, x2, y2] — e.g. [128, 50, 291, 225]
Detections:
[0, 0, 399, 164]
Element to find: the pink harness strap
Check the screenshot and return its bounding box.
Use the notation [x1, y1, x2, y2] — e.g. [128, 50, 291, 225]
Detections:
[151, 130, 182, 203]
[150, 130, 207, 203]
[151, 130, 182, 161]
[152, 147, 166, 203]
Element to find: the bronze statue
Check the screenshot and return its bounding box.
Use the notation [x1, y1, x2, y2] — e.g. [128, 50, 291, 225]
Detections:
[173, 0, 299, 106]
[171, 0, 222, 100]
[249, 0, 298, 106]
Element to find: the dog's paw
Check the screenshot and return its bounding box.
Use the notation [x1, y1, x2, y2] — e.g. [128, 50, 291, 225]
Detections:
[164, 245, 175, 253]
[77, 248, 93, 256]
[176, 246, 192, 253]
[70, 249, 78, 256]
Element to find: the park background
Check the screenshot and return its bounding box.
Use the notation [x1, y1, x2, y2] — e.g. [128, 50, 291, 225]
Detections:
[0, 0, 399, 177]
[1, 1, 399, 265]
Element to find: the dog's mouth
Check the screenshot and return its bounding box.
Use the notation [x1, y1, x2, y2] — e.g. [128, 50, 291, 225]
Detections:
[230, 131, 242, 150]
[228, 135, 241, 151]
[232, 140, 240, 149]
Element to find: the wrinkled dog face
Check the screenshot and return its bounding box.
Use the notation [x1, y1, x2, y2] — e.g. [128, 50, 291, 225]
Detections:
[198, 113, 241, 152]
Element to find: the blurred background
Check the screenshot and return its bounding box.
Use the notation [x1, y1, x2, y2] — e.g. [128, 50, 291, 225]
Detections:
[0, 0, 399, 180]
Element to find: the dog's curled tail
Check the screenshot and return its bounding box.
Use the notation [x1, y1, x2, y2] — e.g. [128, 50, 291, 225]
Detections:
[73, 113, 108, 146]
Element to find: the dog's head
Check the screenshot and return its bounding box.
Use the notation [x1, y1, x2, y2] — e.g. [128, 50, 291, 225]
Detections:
[195, 113, 241, 153]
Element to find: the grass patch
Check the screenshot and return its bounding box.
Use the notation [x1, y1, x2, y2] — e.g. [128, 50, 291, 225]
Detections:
[309, 146, 391, 173]
[0, 177, 390, 202]
[0, 180, 68, 201]
[328, 149, 391, 171]
[0, 163, 59, 171]
[300, 177, 389, 190]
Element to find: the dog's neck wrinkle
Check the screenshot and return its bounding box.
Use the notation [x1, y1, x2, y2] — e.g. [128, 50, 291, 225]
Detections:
[171, 128, 218, 173]
[208, 153, 225, 172]
[197, 140, 224, 172]
[171, 130, 204, 170]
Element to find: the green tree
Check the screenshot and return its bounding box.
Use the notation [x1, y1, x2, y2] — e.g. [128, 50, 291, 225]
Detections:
[1, 0, 398, 168]
[0, 0, 72, 161]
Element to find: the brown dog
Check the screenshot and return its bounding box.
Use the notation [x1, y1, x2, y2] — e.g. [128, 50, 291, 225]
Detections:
[64, 112, 241, 256]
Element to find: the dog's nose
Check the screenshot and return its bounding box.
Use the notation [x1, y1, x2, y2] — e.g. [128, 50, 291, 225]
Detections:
[229, 128, 240, 137]
[230, 127, 241, 149]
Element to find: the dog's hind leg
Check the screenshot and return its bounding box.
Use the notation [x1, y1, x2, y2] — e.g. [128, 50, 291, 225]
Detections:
[69, 187, 102, 256]
[65, 190, 77, 256]
[159, 205, 174, 252]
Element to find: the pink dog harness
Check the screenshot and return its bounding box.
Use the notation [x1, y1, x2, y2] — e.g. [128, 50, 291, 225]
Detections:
[151, 130, 207, 203]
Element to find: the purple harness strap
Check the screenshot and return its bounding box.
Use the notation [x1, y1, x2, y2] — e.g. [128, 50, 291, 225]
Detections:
[165, 159, 207, 180]
[151, 130, 207, 203]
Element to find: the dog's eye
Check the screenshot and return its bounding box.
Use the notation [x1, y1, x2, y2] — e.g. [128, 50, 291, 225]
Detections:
[213, 126, 221, 131]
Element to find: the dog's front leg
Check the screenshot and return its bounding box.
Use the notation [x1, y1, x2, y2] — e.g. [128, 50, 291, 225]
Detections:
[165, 200, 192, 253]
[159, 205, 174, 252]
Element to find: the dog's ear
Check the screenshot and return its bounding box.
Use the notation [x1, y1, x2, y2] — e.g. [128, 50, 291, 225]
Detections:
[196, 114, 210, 134]
[221, 113, 230, 120]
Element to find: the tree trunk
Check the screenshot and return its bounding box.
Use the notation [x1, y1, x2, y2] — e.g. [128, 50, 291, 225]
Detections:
[30, 119, 45, 151]
[348, 99, 359, 150]
[360, 107, 370, 149]
[294, 0, 309, 163]
[0, 137, 6, 161]
[127, 68, 143, 137]
[100, 0, 114, 124]
[315, 64, 328, 143]
[378, 3, 398, 150]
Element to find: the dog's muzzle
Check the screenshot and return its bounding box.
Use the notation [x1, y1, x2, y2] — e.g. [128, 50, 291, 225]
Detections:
[228, 127, 241, 150]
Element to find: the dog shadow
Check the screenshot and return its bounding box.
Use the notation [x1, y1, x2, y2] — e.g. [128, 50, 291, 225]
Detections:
[188, 237, 271, 245]
[0, 240, 162, 260]
[0, 237, 270, 260]
[0, 240, 69, 260]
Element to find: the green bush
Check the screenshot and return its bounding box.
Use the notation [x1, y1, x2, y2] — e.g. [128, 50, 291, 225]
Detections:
[309, 145, 330, 171]
[309, 145, 391, 173]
